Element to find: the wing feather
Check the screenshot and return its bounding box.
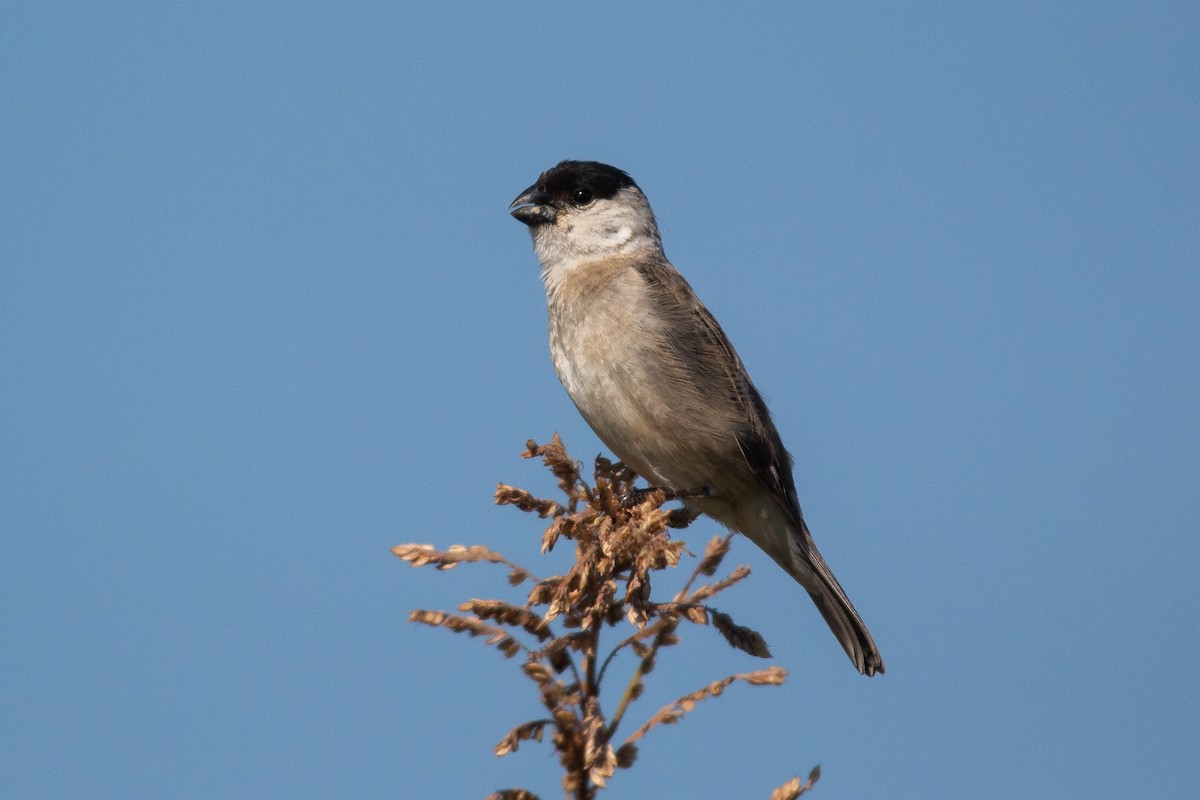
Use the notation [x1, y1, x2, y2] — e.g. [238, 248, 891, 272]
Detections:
[632, 259, 804, 527]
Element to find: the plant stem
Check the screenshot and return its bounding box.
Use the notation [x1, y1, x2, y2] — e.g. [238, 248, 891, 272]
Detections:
[604, 533, 733, 739]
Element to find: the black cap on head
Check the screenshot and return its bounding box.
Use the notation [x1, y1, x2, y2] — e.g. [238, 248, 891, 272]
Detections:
[538, 160, 637, 202]
[510, 161, 639, 226]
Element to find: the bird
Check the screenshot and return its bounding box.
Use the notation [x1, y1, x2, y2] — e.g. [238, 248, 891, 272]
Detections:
[509, 160, 884, 676]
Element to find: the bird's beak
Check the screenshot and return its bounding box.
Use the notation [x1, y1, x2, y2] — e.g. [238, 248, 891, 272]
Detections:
[509, 184, 557, 226]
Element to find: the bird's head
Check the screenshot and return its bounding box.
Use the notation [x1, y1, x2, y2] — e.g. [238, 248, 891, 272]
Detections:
[510, 161, 662, 267]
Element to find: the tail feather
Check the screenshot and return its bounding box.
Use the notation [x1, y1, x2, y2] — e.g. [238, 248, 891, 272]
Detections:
[788, 520, 885, 676]
[719, 495, 884, 675]
[804, 553, 885, 676]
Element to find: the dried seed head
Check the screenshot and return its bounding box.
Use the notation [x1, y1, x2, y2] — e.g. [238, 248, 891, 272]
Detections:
[399, 437, 786, 797]
[769, 765, 821, 799]
[711, 609, 772, 658]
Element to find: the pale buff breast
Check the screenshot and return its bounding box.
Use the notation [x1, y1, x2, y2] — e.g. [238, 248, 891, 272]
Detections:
[545, 258, 745, 495]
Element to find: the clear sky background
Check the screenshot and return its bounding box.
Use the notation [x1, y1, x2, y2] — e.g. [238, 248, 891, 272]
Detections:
[3, 2, 1197, 798]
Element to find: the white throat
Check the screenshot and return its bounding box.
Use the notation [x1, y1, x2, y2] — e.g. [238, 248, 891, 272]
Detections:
[529, 186, 664, 290]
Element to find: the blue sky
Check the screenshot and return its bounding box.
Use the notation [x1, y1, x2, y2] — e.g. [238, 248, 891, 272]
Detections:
[3, 2, 1197, 798]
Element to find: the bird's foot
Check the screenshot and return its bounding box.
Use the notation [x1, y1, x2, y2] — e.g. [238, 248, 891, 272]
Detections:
[619, 485, 712, 507]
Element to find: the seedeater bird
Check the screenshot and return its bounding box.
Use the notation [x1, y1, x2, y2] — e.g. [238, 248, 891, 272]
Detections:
[510, 160, 884, 676]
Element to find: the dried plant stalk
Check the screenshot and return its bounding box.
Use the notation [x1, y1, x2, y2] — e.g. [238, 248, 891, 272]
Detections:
[396, 435, 818, 799]
[623, 666, 788, 745]
[486, 790, 542, 800]
[770, 766, 822, 799]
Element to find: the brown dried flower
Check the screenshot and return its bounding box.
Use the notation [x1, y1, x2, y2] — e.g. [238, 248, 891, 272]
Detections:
[396, 436, 817, 799]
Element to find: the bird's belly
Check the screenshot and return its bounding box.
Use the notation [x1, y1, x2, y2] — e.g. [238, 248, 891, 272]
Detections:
[550, 317, 709, 490]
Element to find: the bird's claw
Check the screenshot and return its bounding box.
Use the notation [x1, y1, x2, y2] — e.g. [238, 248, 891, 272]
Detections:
[619, 485, 711, 507]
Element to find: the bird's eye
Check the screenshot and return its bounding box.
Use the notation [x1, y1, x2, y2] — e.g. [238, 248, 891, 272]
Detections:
[572, 188, 593, 206]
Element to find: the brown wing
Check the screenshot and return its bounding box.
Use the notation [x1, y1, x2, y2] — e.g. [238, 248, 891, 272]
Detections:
[633, 258, 806, 528]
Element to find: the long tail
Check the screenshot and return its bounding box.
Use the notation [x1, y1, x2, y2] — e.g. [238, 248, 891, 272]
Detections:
[791, 519, 885, 676]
